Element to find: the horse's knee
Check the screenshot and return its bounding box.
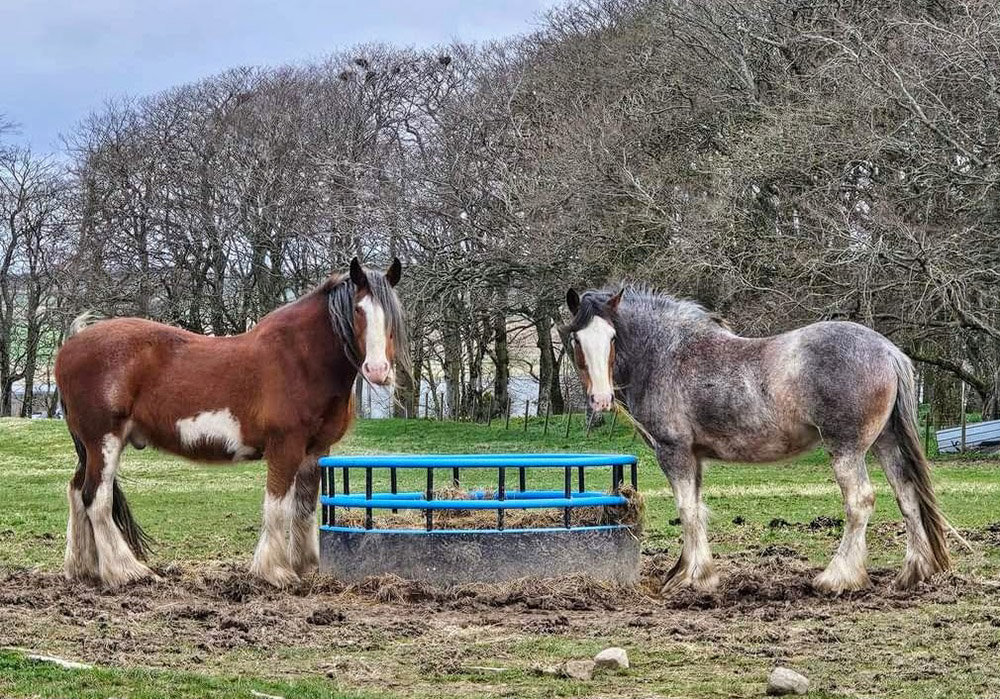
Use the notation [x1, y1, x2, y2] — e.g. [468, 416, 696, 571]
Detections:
[845, 486, 875, 528]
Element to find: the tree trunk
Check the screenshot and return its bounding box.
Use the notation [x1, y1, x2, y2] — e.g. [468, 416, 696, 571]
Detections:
[394, 308, 424, 418]
[534, 310, 556, 415]
[442, 303, 463, 419]
[18, 284, 41, 418]
[492, 312, 509, 419]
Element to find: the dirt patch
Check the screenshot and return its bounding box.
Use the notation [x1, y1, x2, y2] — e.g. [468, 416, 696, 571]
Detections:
[0, 550, 994, 693]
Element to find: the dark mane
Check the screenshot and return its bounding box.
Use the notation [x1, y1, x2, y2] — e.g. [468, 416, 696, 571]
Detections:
[566, 285, 728, 333]
[325, 270, 411, 376]
[564, 290, 610, 333]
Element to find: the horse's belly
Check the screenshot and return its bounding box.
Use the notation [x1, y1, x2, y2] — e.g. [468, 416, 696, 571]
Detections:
[129, 414, 264, 464]
[695, 426, 821, 463]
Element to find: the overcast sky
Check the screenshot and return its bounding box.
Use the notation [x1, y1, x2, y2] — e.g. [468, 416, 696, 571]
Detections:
[2, 0, 555, 152]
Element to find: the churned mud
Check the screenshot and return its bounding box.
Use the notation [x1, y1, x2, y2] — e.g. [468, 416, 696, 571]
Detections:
[2, 550, 993, 693]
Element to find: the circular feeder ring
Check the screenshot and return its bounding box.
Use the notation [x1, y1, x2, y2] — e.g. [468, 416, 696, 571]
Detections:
[317, 453, 641, 586]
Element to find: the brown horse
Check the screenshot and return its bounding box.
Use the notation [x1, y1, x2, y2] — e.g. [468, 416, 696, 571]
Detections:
[56, 258, 406, 588]
[566, 286, 963, 595]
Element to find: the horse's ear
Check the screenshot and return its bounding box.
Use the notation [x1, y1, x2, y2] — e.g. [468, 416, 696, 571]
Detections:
[607, 287, 625, 311]
[386, 257, 402, 287]
[350, 257, 368, 289]
[566, 288, 580, 315]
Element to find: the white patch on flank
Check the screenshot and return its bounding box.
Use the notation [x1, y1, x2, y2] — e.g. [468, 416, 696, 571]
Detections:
[176, 408, 256, 461]
[576, 316, 616, 396]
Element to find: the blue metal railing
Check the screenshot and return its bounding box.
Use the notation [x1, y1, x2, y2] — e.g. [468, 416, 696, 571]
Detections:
[317, 452, 639, 534]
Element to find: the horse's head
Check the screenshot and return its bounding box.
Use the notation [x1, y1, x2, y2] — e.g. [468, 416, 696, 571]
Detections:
[564, 287, 623, 413]
[331, 257, 407, 386]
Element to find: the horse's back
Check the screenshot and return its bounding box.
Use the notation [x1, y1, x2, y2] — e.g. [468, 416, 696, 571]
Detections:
[774, 320, 901, 446]
[56, 317, 241, 413]
[57, 317, 196, 382]
[683, 320, 902, 462]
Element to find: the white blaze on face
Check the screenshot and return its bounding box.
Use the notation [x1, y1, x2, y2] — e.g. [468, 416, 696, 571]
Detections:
[577, 315, 616, 411]
[359, 294, 392, 385]
[176, 408, 256, 461]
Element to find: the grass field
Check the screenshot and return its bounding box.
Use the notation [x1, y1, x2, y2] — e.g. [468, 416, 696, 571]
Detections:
[2, 416, 1000, 698]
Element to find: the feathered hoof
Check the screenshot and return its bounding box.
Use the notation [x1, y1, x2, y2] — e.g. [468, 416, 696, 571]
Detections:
[813, 562, 870, 595]
[289, 549, 319, 577]
[98, 560, 157, 589]
[895, 554, 944, 590]
[660, 559, 719, 595]
[252, 563, 300, 588]
[64, 554, 100, 584]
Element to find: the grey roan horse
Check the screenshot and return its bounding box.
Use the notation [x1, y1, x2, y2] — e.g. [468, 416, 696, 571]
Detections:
[566, 286, 958, 594]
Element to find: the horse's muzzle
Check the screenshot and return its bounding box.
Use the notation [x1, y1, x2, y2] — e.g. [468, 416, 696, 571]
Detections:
[589, 392, 614, 412]
[363, 360, 392, 386]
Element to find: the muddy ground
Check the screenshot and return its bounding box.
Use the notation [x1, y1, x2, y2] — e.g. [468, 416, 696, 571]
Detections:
[3, 548, 999, 698]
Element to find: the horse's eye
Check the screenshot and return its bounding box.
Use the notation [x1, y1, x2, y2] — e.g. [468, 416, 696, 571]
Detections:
[354, 306, 364, 315]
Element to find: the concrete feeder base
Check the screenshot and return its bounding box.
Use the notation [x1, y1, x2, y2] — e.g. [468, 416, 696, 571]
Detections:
[319, 527, 640, 586]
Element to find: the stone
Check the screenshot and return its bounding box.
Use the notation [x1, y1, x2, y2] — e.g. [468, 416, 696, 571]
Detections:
[26, 654, 92, 671]
[767, 667, 810, 695]
[563, 659, 596, 681]
[594, 647, 630, 670]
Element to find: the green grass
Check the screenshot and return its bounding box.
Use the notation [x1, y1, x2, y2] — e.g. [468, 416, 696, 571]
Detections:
[5, 415, 997, 572]
[0, 651, 373, 699]
[2, 416, 1000, 698]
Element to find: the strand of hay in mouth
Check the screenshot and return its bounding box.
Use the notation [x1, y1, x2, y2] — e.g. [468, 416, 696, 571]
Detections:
[334, 485, 644, 531]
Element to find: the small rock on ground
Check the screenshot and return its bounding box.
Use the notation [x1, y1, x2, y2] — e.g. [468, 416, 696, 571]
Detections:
[767, 667, 809, 695]
[563, 659, 596, 681]
[594, 647, 630, 670]
[26, 654, 92, 670]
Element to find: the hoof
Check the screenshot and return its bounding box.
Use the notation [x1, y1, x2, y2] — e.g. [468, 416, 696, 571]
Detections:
[293, 560, 319, 577]
[660, 559, 719, 595]
[813, 564, 870, 595]
[895, 555, 941, 590]
[64, 556, 100, 584]
[290, 551, 319, 577]
[98, 561, 157, 589]
[252, 564, 300, 588]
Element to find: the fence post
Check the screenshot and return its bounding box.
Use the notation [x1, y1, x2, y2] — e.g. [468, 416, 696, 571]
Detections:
[438, 392, 444, 421]
[564, 408, 572, 438]
[960, 381, 967, 453]
[505, 397, 512, 430]
[924, 410, 932, 454]
[543, 402, 551, 435]
[523, 400, 530, 432]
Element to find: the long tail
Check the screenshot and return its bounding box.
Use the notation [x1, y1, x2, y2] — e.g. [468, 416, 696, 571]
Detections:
[888, 351, 969, 569]
[111, 479, 154, 561]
